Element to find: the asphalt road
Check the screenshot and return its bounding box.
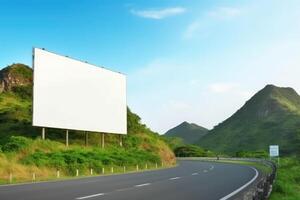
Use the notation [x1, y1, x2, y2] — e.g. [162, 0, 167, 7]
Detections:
[0, 160, 258, 200]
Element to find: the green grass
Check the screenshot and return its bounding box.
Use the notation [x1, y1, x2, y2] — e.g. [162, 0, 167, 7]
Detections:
[270, 157, 300, 200]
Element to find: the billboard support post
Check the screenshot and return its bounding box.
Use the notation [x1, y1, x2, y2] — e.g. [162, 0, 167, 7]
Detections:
[101, 133, 105, 148]
[85, 132, 88, 146]
[42, 128, 45, 140]
[66, 130, 69, 147]
[119, 135, 123, 147]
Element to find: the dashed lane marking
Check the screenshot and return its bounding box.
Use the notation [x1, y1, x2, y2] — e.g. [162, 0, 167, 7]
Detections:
[76, 193, 105, 199]
[169, 177, 181, 180]
[134, 183, 151, 187]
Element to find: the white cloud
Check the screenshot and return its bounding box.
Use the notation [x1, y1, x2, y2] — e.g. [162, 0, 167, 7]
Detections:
[209, 82, 238, 93]
[166, 100, 191, 111]
[131, 7, 186, 19]
[209, 82, 254, 99]
[184, 21, 202, 39]
[208, 7, 242, 20]
[183, 6, 242, 39]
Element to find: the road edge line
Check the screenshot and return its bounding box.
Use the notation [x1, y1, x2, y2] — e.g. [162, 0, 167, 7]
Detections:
[219, 167, 259, 200]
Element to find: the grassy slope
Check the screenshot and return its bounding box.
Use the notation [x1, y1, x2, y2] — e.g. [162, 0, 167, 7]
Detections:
[0, 64, 175, 183]
[0, 136, 171, 184]
[164, 121, 208, 144]
[198, 85, 300, 155]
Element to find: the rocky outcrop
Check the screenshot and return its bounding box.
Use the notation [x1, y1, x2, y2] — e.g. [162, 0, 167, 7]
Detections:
[0, 64, 33, 93]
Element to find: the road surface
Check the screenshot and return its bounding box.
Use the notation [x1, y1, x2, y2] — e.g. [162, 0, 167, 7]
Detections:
[0, 160, 259, 200]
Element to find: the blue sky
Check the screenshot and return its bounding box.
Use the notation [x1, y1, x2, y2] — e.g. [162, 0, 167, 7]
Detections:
[1, 0, 300, 133]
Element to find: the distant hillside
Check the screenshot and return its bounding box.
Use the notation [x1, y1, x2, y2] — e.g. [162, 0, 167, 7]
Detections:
[165, 121, 208, 144]
[197, 84, 300, 155]
[0, 63, 176, 179]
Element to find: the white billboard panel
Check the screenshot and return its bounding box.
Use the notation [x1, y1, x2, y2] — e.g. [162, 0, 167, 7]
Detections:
[33, 48, 127, 134]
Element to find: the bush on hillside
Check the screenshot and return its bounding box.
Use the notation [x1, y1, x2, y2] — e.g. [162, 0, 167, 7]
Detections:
[235, 150, 268, 158]
[161, 136, 184, 150]
[2, 136, 31, 152]
[174, 145, 215, 157]
[11, 85, 32, 99]
[22, 147, 161, 174]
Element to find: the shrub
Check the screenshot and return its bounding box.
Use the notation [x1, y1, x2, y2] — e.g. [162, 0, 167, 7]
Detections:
[235, 150, 268, 158]
[2, 136, 31, 152]
[11, 85, 32, 99]
[174, 145, 214, 157]
[22, 147, 161, 175]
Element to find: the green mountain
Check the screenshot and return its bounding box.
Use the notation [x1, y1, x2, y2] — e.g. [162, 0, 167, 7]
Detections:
[164, 121, 208, 144]
[197, 84, 300, 155]
[0, 64, 175, 182]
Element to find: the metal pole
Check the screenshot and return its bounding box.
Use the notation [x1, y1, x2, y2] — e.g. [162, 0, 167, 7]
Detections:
[101, 133, 105, 148]
[85, 132, 88, 146]
[42, 128, 45, 140]
[119, 135, 123, 147]
[66, 130, 69, 147]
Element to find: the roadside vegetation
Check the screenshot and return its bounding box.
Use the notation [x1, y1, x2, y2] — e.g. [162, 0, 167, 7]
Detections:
[0, 136, 168, 184]
[270, 157, 300, 200]
[235, 150, 269, 158]
[173, 145, 215, 157]
[162, 137, 215, 157]
[221, 152, 300, 200]
[212, 150, 300, 200]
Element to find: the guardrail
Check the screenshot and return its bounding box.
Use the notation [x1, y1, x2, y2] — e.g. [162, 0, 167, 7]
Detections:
[177, 157, 277, 200]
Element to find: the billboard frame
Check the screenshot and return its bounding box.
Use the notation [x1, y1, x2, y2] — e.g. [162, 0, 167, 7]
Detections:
[32, 47, 127, 141]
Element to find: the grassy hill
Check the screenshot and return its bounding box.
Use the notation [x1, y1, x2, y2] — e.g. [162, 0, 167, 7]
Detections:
[0, 63, 175, 183]
[164, 121, 208, 144]
[197, 84, 300, 155]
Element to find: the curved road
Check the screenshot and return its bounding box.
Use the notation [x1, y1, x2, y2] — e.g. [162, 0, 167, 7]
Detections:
[0, 161, 258, 200]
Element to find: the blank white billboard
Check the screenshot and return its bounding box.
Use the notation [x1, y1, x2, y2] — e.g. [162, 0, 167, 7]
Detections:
[32, 48, 127, 134]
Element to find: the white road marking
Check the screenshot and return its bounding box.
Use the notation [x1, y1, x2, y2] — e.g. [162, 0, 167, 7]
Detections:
[76, 193, 105, 199]
[192, 173, 198, 175]
[116, 188, 131, 192]
[219, 167, 259, 200]
[135, 183, 151, 187]
[169, 177, 181, 180]
[203, 170, 208, 173]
